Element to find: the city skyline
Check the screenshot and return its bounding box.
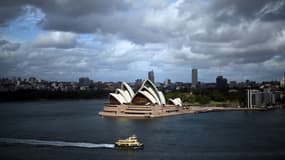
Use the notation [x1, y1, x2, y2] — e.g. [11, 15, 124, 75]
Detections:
[1, 71, 284, 84]
[0, 0, 285, 82]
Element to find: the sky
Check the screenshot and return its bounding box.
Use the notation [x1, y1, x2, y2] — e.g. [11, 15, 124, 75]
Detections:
[0, 0, 284, 83]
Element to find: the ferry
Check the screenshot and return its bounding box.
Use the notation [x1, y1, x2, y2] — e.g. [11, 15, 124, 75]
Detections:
[115, 135, 144, 149]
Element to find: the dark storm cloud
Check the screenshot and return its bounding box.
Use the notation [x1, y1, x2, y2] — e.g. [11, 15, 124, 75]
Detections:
[0, 6, 22, 25]
[212, 0, 268, 19]
[38, 0, 130, 16]
[260, 1, 285, 21]
[35, 0, 132, 33]
[182, 1, 285, 55]
[37, 1, 166, 44]
[0, 0, 284, 82]
[0, 0, 131, 26]
[0, 39, 21, 76]
[0, 1, 49, 24]
[0, 0, 42, 24]
[0, 39, 20, 52]
[0, 0, 157, 43]
[211, 0, 285, 22]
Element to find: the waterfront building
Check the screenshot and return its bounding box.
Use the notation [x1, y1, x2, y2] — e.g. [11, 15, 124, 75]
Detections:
[169, 98, 182, 106]
[132, 79, 166, 105]
[263, 89, 276, 105]
[109, 82, 135, 104]
[108, 79, 167, 106]
[148, 70, 155, 83]
[247, 89, 262, 108]
[247, 89, 276, 108]
[100, 79, 182, 118]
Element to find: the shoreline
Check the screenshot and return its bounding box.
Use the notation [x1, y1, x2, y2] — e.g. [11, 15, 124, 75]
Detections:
[0, 98, 107, 103]
[99, 105, 282, 119]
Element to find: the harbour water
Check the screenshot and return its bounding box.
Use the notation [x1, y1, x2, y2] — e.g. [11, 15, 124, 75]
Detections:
[0, 99, 285, 160]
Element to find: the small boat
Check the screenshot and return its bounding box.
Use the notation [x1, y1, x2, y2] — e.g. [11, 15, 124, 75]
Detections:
[115, 135, 144, 149]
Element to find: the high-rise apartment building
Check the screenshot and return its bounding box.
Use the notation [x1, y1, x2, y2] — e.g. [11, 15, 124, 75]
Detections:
[216, 75, 227, 90]
[191, 68, 198, 88]
[148, 70, 155, 83]
[281, 72, 285, 87]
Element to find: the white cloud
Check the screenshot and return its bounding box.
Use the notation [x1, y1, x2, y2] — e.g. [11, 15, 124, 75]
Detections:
[1, 0, 285, 82]
[32, 31, 78, 48]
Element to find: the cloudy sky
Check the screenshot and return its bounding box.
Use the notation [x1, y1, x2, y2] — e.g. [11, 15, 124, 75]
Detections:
[0, 0, 284, 83]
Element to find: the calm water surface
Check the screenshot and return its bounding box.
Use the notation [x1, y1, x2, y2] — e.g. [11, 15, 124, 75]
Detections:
[0, 99, 285, 160]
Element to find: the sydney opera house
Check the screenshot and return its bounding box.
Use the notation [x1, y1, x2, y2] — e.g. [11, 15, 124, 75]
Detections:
[99, 79, 186, 118]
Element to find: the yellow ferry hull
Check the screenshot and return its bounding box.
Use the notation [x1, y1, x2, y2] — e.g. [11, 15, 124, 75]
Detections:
[114, 143, 144, 150]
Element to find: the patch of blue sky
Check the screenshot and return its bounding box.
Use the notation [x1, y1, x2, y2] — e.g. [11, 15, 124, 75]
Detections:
[0, 5, 44, 42]
[168, 0, 177, 3]
[77, 34, 102, 48]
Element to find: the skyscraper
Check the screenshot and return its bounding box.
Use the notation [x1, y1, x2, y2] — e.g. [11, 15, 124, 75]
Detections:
[148, 70, 155, 83]
[191, 68, 198, 88]
[216, 75, 227, 90]
[281, 72, 285, 87]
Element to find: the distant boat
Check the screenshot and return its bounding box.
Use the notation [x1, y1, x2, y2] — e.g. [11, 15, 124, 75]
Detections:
[115, 135, 144, 149]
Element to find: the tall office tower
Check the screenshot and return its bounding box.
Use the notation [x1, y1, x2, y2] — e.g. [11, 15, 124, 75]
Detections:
[148, 70, 155, 83]
[191, 68, 198, 88]
[281, 72, 285, 87]
[216, 75, 227, 90]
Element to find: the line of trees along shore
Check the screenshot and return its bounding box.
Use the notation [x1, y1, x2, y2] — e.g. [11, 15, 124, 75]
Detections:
[165, 89, 246, 106]
[0, 90, 109, 102]
[0, 88, 244, 104]
[1, 88, 284, 106]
